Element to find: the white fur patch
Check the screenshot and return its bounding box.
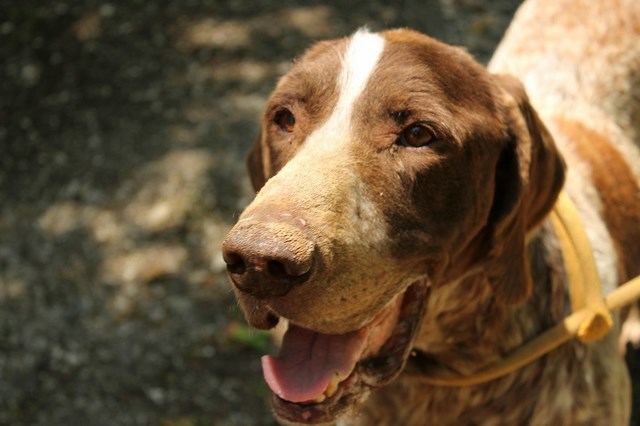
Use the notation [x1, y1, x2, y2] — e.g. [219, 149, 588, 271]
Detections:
[335, 29, 385, 121]
[305, 29, 385, 150]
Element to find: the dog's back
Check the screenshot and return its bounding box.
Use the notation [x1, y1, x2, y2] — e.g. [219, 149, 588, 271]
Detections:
[490, 0, 640, 155]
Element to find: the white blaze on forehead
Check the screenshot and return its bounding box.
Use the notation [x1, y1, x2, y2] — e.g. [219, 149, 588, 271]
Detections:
[335, 29, 385, 119]
[305, 29, 385, 149]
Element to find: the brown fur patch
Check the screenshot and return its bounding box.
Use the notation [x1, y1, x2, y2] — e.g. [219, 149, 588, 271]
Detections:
[553, 117, 640, 283]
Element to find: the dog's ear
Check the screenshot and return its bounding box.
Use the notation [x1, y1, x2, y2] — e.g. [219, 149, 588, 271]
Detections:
[246, 131, 268, 192]
[487, 74, 566, 304]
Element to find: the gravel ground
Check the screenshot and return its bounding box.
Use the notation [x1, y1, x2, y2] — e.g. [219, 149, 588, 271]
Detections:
[1, 1, 637, 425]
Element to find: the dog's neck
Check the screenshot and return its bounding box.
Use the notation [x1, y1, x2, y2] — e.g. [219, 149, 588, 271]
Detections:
[411, 220, 569, 376]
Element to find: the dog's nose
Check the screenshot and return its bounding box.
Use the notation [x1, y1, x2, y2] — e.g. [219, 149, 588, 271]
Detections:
[222, 221, 315, 299]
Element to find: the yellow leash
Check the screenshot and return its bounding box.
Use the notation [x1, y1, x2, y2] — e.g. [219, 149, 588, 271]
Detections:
[412, 192, 640, 387]
[549, 192, 613, 343]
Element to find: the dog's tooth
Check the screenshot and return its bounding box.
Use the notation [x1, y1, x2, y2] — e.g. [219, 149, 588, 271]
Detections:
[324, 372, 341, 398]
[313, 394, 326, 403]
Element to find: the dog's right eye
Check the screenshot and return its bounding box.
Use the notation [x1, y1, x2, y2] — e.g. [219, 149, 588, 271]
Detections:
[397, 123, 434, 148]
[274, 109, 296, 133]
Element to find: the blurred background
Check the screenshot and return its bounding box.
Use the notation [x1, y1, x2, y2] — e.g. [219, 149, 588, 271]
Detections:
[10, 0, 637, 425]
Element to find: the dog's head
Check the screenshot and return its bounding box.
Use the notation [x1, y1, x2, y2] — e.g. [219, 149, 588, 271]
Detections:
[222, 29, 564, 424]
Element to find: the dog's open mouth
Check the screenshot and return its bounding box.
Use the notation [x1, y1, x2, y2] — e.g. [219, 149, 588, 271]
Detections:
[262, 281, 428, 424]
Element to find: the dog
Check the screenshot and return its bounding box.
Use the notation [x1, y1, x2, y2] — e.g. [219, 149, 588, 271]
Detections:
[222, 0, 640, 424]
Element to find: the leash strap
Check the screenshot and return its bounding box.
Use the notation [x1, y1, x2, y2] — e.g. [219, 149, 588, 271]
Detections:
[411, 192, 640, 387]
[549, 192, 613, 343]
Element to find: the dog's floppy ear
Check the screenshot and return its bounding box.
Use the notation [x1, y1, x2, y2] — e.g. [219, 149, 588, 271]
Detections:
[246, 130, 268, 192]
[487, 74, 566, 304]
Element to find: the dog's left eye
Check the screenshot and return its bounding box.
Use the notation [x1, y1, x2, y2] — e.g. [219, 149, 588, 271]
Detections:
[398, 123, 434, 148]
[274, 108, 296, 133]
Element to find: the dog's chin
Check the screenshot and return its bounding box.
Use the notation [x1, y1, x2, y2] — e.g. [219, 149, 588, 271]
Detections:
[264, 281, 428, 425]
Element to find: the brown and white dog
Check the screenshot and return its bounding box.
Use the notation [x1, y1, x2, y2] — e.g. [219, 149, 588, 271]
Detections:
[222, 0, 640, 424]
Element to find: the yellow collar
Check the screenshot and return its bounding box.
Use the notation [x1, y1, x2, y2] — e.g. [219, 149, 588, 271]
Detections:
[409, 192, 640, 387]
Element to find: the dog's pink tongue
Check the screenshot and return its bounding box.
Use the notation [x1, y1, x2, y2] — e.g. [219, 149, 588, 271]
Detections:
[261, 325, 367, 403]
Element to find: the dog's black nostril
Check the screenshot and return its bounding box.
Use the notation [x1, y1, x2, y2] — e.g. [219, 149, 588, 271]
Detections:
[265, 312, 280, 328]
[225, 252, 246, 275]
[267, 260, 289, 279]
